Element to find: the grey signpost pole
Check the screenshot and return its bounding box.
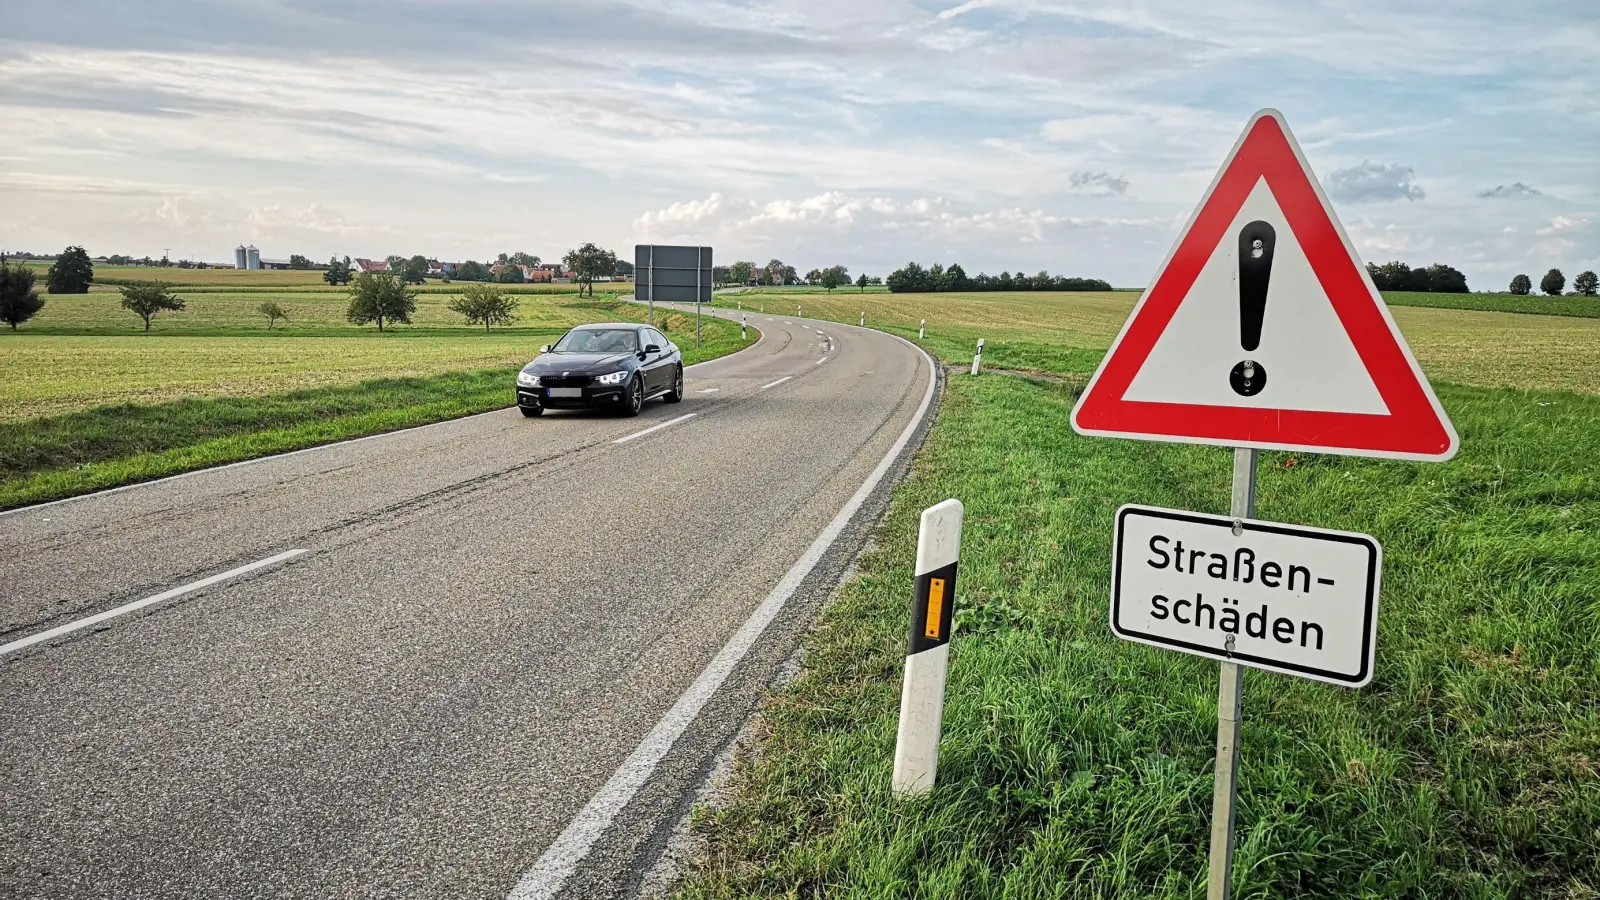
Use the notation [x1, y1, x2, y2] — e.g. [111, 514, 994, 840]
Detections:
[695, 246, 703, 350]
[647, 245, 655, 327]
[1207, 447, 1257, 899]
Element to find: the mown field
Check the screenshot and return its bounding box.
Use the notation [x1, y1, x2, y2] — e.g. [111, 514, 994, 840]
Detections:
[678, 295, 1600, 896]
[0, 292, 746, 509]
[721, 290, 1600, 397]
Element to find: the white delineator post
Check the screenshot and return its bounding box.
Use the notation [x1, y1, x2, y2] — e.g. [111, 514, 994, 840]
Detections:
[797, 304, 803, 317]
[919, 319, 926, 340]
[860, 311, 865, 326]
[970, 338, 985, 375]
[892, 498, 965, 797]
[741, 315, 747, 340]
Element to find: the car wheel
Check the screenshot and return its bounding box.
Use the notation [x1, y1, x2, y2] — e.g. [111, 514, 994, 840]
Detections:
[520, 405, 543, 417]
[622, 374, 644, 416]
[664, 366, 684, 403]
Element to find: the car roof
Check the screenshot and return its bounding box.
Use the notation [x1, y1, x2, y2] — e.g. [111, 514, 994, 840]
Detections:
[569, 322, 646, 331]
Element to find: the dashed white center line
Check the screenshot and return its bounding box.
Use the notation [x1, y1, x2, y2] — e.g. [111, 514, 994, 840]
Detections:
[758, 376, 793, 390]
[0, 549, 310, 658]
[696, 388, 720, 394]
[815, 357, 829, 365]
[783, 321, 793, 324]
[613, 413, 697, 445]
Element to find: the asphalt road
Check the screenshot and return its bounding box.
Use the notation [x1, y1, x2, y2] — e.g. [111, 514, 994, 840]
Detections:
[0, 309, 935, 899]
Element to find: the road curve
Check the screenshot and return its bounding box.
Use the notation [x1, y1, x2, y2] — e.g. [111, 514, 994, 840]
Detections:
[0, 311, 934, 899]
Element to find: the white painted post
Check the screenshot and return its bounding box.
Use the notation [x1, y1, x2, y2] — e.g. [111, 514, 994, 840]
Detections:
[797, 304, 802, 317]
[919, 319, 926, 340]
[970, 338, 985, 375]
[892, 498, 965, 797]
[859, 311, 865, 326]
[741, 315, 747, 340]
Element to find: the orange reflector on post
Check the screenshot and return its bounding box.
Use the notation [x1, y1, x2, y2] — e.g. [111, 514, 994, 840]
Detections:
[924, 578, 946, 639]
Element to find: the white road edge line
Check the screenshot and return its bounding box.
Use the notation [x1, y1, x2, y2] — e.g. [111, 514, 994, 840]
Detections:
[0, 324, 765, 521]
[508, 330, 938, 900]
[612, 413, 697, 445]
[757, 376, 793, 391]
[815, 357, 828, 365]
[0, 549, 309, 658]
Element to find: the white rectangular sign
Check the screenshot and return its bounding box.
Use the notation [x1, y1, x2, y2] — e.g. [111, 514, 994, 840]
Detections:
[1112, 504, 1381, 687]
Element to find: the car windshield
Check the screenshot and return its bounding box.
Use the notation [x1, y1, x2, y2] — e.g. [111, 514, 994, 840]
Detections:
[552, 329, 638, 354]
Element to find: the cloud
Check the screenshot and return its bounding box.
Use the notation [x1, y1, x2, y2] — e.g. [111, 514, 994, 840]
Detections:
[1069, 171, 1130, 196]
[1535, 215, 1589, 236]
[1479, 182, 1543, 198]
[1323, 161, 1426, 204]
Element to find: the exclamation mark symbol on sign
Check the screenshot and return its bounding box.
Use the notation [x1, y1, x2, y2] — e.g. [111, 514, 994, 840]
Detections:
[1231, 220, 1275, 397]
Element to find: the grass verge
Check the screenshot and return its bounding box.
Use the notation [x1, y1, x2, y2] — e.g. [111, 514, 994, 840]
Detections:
[0, 315, 750, 510]
[675, 370, 1600, 897]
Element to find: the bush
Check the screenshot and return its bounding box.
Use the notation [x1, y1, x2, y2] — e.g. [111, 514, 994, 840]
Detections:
[0, 261, 44, 329]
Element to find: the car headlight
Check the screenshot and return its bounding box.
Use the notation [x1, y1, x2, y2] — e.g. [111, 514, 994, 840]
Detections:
[593, 370, 629, 385]
[517, 371, 541, 387]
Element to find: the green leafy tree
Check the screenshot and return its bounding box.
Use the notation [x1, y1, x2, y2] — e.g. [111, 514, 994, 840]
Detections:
[323, 256, 353, 285]
[509, 252, 541, 267]
[820, 265, 849, 293]
[711, 265, 730, 286]
[764, 259, 786, 286]
[563, 242, 619, 297]
[47, 246, 94, 294]
[1574, 270, 1598, 297]
[119, 282, 185, 332]
[345, 272, 416, 331]
[289, 254, 312, 269]
[495, 263, 525, 284]
[447, 284, 520, 332]
[1541, 268, 1565, 296]
[855, 273, 869, 292]
[728, 261, 754, 285]
[615, 259, 634, 276]
[1424, 263, 1469, 293]
[456, 260, 490, 282]
[1509, 273, 1532, 295]
[0, 260, 45, 329]
[258, 301, 289, 330]
[402, 255, 429, 284]
[805, 268, 823, 285]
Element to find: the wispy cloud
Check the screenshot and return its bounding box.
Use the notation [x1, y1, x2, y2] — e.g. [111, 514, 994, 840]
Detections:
[1479, 182, 1543, 199]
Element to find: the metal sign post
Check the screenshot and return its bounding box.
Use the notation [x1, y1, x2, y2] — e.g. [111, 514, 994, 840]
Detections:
[1208, 447, 1255, 899]
[647, 246, 655, 327]
[695, 246, 702, 350]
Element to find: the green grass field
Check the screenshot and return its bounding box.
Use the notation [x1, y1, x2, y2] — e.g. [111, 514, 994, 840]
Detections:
[0, 295, 746, 509]
[1384, 291, 1600, 319]
[721, 291, 1600, 396]
[676, 295, 1600, 897]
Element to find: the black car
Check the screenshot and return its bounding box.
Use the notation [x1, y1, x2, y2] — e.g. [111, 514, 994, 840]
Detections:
[515, 323, 684, 417]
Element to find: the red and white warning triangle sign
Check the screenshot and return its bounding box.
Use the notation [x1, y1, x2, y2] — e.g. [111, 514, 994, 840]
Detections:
[1072, 109, 1458, 461]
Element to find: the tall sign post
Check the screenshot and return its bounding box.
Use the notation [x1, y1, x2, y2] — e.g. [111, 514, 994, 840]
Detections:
[1072, 109, 1456, 897]
[635, 245, 713, 347]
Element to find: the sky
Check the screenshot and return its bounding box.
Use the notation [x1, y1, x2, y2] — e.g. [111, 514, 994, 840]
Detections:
[2, 0, 1596, 289]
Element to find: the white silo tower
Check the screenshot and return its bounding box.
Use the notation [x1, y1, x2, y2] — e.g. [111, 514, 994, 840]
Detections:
[235, 245, 248, 269]
[246, 245, 261, 270]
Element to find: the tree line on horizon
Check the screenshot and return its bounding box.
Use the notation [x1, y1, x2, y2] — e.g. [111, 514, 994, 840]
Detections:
[885, 262, 1111, 293]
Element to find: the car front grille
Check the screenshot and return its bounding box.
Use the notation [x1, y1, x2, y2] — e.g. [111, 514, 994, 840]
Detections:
[541, 375, 593, 388]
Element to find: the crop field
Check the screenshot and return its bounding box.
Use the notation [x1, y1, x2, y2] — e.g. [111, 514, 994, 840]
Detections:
[679, 289, 1600, 897]
[722, 290, 1600, 396]
[0, 297, 743, 509]
[1384, 290, 1600, 319]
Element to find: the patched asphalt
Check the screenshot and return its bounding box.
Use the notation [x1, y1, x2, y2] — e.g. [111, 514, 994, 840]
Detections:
[0, 310, 934, 899]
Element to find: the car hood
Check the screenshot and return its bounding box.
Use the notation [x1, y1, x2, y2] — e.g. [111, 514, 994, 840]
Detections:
[523, 352, 633, 374]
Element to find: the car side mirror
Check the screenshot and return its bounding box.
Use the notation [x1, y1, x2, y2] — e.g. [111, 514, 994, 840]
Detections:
[644, 343, 661, 354]
[539, 345, 551, 353]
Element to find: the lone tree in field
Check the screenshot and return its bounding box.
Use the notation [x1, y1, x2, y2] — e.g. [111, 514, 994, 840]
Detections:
[323, 256, 353, 286]
[258, 301, 289, 330]
[1541, 268, 1566, 296]
[1574, 270, 1598, 297]
[448, 284, 519, 332]
[119, 282, 185, 332]
[1509, 273, 1532, 295]
[47, 246, 94, 294]
[562, 242, 619, 297]
[820, 265, 849, 293]
[856, 273, 870, 292]
[346, 272, 416, 331]
[0, 259, 45, 329]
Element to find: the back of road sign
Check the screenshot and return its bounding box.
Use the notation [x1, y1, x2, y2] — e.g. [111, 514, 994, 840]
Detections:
[1071, 109, 1459, 462]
